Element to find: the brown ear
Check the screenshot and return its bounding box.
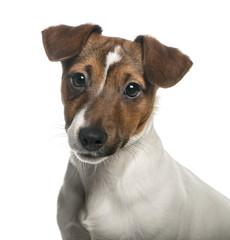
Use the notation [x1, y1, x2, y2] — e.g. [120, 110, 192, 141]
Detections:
[42, 24, 102, 61]
[135, 35, 192, 88]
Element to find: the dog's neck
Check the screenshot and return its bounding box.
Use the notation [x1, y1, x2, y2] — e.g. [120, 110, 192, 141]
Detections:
[71, 115, 167, 195]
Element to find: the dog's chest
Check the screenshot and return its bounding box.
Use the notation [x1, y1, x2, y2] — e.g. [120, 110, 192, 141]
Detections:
[82, 184, 156, 240]
[80, 160, 173, 240]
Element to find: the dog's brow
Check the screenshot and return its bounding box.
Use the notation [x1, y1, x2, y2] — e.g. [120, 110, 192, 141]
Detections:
[125, 73, 131, 82]
[84, 65, 92, 78]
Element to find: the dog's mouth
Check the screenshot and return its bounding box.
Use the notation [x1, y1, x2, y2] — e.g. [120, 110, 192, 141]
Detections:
[71, 145, 119, 164]
[69, 139, 123, 165]
[72, 151, 107, 164]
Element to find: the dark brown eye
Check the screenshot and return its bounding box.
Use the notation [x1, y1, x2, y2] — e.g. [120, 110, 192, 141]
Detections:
[70, 72, 86, 88]
[125, 82, 142, 98]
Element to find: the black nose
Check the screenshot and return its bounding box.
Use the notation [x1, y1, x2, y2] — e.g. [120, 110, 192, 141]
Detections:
[79, 127, 108, 151]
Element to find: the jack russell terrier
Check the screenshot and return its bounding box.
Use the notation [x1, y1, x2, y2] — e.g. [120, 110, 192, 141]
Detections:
[42, 24, 230, 240]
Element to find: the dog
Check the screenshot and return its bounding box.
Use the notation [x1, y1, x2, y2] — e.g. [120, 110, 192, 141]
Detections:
[42, 24, 230, 240]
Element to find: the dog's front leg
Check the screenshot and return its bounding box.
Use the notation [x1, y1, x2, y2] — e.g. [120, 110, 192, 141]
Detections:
[57, 161, 91, 240]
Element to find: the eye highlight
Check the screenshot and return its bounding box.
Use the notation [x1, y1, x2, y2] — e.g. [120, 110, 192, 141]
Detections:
[70, 72, 86, 88]
[124, 82, 142, 98]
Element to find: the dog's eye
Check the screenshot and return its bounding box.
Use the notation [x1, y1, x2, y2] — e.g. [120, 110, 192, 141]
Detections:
[125, 82, 142, 98]
[70, 72, 86, 88]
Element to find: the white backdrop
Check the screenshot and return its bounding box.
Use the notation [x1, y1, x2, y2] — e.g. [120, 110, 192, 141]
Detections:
[0, 0, 229, 239]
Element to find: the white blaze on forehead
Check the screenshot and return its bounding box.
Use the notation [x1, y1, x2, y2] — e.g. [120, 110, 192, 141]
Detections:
[99, 45, 122, 92]
[105, 45, 122, 71]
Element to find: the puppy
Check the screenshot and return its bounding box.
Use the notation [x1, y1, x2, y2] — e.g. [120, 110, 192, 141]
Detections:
[42, 24, 230, 240]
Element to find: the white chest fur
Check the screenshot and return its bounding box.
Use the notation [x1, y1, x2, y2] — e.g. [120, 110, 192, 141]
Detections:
[80, 128, 184, 240]
[78, 125, 230, 240]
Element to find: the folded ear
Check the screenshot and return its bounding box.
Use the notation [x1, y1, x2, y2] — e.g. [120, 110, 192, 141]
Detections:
[42, 24, 102, 61]
[135, 35, 192, 88]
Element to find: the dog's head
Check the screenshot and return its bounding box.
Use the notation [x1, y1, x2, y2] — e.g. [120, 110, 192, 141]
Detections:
[42, 24, 192, 164]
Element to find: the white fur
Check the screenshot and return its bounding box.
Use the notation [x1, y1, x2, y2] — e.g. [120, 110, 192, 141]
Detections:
[99, 46, 121, 92]
[67, 107, 87, 165]
[67, 107, 86, 141]
[78, 117, 230, 240]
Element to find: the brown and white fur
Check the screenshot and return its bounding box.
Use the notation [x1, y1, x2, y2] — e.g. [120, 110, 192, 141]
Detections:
[42, 24, 230, 240]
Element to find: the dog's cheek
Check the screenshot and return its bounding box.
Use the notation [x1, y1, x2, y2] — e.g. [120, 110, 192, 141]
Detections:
[131, 96, 155, 136]
[117, 102, 144, 139]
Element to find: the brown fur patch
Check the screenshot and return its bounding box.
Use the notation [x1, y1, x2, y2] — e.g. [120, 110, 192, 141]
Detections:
[42, 24, 102, 61]
[135, 35, 193, 88]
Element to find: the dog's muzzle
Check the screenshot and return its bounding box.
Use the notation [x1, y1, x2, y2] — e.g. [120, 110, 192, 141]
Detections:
[68, 124, 121, 164]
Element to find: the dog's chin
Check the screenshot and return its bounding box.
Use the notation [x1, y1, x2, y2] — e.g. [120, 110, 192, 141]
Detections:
[71, 151, 108, 165]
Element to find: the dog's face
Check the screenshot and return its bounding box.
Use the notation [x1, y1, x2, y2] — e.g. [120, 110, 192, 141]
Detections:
[62, 36, 156, 163]
[42, 24, 192, 164]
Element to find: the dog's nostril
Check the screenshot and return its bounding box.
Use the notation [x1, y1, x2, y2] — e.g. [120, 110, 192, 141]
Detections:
[95, 140, 102, 144]
[79, 127, 108, 152]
